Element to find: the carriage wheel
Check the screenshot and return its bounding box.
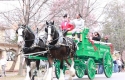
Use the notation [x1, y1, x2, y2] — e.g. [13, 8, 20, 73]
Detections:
[103, 52, 113, 78]
[55, 62, 66, 79]
[55, 61, 60, 79]
[75, 65, 85, 78]
[87, 58, 96, 80]
[74, 60, 85, 78]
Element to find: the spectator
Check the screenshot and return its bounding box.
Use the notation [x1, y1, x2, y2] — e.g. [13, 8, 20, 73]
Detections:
[117, 59, 122, 72]
[121, 61, 124, 71]
[113, 59, 119, 73]
[92, 32, 101, 41]
[61, 14, 74, 36]
[0, 56, 7, 77]
[104, 36, 108, 43]
[98, 64, 103, 74]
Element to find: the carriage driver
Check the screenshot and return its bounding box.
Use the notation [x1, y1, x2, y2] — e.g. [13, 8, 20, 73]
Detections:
[71, 13, 85, 42]
[61, 14, 74, 36]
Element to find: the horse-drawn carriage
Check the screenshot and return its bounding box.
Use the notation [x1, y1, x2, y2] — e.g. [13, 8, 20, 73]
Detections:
[66, 28, 113, 79]
[16, 22, 113, 80]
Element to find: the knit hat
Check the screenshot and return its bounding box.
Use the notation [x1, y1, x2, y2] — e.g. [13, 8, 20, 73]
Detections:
[63, 14, 67, 18]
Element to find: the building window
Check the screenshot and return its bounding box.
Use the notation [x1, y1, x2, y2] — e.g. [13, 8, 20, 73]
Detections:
[6, 51, 15, 61]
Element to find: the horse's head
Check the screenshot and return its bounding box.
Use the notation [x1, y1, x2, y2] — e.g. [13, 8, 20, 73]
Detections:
[45, 21, 56, 44]
[16, 25, 35, 46]
[16, 25, 25, 45]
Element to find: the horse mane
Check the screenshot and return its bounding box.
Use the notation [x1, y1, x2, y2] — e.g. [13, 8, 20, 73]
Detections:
[23, 26, 35, 47]
[26, 26, 35, 36]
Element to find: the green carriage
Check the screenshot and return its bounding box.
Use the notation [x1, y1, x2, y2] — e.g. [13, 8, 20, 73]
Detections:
[66, 28, 113, 80]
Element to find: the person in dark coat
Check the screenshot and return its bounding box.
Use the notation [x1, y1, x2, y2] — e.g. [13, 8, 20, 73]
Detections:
[92, 32, 103, 74]
[92, 32, 101, 41]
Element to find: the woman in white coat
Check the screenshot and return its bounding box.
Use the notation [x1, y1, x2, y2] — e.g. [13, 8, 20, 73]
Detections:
[71, 13, 85, 42]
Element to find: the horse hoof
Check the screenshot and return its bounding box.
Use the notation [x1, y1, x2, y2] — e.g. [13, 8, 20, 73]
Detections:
[68, 77, 72, 80]
[24, 77, 31, 80]
[59, 78, 65, 80]
[69, 71, 75, 77]
[59, 77, 65, 80]
[71, 72, 75, 77]
[72, 74, 75, 77]
[36, 78, 41, 80]
[44, 77, 51, 80]
[70, 69, 75, 77]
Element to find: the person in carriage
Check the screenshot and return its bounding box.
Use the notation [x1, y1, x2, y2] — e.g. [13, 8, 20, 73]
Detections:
[92, 32, 101, 41]
[91, 32, 103, 74]
[61, 14, 74, 36]
[70, 13, 85, 42]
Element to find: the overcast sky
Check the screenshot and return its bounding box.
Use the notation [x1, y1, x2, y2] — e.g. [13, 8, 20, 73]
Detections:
[0, 0, 113, 20]
[0, 0, 112, 12]
[0, 1, 20, 12]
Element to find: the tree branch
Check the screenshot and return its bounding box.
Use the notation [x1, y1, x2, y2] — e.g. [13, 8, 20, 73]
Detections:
[29, 0, 49, 19]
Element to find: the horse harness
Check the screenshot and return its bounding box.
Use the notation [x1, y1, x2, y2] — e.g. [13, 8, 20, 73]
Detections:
[46, 35, 74, 58]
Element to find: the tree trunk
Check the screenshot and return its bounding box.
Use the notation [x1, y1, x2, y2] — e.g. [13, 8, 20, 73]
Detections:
[9, 54, 18, 71]
[18, 48, 24, 76]
[18, 54, 23, 75]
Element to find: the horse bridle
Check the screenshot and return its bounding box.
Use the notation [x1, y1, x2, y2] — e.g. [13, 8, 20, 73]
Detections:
[46, 25, 64, 44]
[46, 25, 55, 38]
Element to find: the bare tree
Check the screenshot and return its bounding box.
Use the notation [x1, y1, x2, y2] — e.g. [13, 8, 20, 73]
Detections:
[1, 0, 54, 29]
[49, 0, 107, 29]
[103, 1, 125, 52]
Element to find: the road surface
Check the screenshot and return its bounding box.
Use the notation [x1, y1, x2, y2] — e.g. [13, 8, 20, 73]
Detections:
[62, 72, 125, 80]
[0, 72, 125, 80]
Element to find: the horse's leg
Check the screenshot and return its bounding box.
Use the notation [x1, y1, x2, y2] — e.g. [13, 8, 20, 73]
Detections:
[44, 56, 53, 80]
[59, 60, 65, 80]
[25, 58, 31, 80]
[69, 58, 75, 80]
[42, 61, 49, 80]
[36, 60, 41, 80]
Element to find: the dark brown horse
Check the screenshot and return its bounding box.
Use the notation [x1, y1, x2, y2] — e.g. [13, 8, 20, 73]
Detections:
[16, 25, 47, 80]
[44, 21, 77, 80]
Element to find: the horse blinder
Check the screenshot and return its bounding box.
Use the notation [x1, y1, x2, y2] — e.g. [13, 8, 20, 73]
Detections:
[45, 27, 48, 33]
